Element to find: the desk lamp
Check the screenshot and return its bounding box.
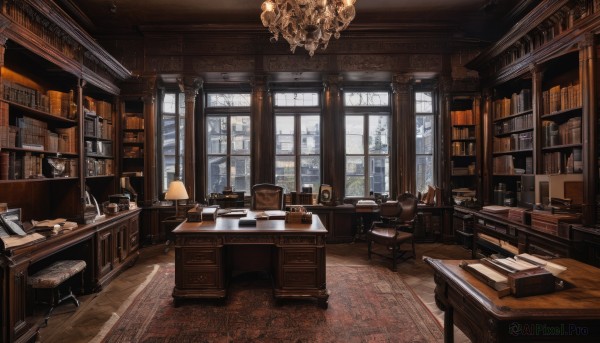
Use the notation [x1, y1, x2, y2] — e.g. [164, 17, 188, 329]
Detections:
[165, 180, 189, 219]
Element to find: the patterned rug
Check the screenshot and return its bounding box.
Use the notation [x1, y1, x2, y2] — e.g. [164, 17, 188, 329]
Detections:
[103, 263, 443, 342]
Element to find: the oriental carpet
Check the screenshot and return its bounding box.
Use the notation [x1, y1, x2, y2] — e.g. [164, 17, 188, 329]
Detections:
[102, 263, 443, 342]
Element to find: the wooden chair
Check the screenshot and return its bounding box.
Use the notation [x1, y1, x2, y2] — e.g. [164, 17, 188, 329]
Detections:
[367, 193, 418, 271]
[251, 183, 284, 210]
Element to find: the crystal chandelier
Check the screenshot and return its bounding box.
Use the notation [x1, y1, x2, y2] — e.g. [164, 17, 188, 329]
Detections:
[260, 0, 357, 57]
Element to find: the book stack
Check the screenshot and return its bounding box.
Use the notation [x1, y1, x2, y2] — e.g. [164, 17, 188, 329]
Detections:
[55, 127, 77, 153]
[493, 89, 532, 120]
[2, 80, 50, 112]
[0, 152, 9, 180]
[17, 116, 47, 150]
[493, 155, 514, 174]
[494, 112, 533, 135]
[125, 114, 144, 129]
[451, 109, 474, 125]
[542, 83, 581, 115]
[451, 126, 474, 139]
[22, 152, 43, 178]
[543, 148, 582, 174]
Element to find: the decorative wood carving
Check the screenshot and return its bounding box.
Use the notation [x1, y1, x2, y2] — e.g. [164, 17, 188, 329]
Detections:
[264, 55, 328, 72]
[409, 54, 443, 70]
[191, 56, 254, 72]
[145, 36, 183, 55]
[145, 56, 184, 73]
[338, 55, 395, 71]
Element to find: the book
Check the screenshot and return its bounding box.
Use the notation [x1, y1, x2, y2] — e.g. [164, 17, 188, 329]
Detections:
[238, 218, 256, 227]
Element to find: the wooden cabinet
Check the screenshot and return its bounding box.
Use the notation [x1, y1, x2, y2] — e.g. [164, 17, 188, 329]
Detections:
[120, 98, 146, 203]
[95, 212, 141, 289]
[305, 205, 354, 243]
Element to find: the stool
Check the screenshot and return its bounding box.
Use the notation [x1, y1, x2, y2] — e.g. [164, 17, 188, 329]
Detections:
[28, 260, 86, 326]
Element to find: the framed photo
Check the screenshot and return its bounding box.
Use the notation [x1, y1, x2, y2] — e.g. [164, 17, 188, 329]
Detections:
[318, 184, 333, 205]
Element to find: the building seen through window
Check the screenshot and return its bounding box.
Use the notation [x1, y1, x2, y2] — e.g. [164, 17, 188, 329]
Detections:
[160, 92, 185, 193]
[344, 92, 390, 197]
[415, 91, 435, 194]
[206, 93, 252, 194]
[274, 92, 321, 193]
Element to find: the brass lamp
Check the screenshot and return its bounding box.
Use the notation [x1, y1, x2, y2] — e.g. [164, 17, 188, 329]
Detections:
[165, 180, 189, 219]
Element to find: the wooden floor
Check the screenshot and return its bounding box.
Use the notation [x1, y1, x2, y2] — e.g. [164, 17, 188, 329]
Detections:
[38, 240, 472, 342]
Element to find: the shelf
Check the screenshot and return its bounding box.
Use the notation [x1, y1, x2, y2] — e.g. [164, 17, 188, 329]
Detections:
[86, 154, 114, 159]
[123, 141, 144, 145]
[0, 176, 78, 184]
[451, 138, 476, 142]
[541, 143, 582, 151]
[86, 174, 115, 179]
[492, 149, 533, 156]
[493, 173, 532, 177]
[3, 100, 77, 125]
[452, 174, 477, 177]
[452, 124, 476, 127]
[540, 106, 582, 120]
[84, 136, 113, 142]
[494, 127, 533, 137]
[123, 128, 144, 132]
[0, 146, 78, 157]
[451, 154, 476, 158]
[492, 109, 533, 123]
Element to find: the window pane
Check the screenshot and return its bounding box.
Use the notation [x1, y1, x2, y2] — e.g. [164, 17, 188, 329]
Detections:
[415, 92, 433, 113]
[275, 156, 295, 193]
[300, 116, 320, 155]
[163, 93, 176, 113]
[416, 155, 433, 194]
[345, 156, 365, 196]
[276, 116, 295, 155]
[208, 156, 227, 194]
[368, 115, 389, 154]
[161, 115, 176, 191]
[344, 92, 389, 106]
[416, 115, 434, 154]
[206, 93, 251, 107]
[370, 156, 389, 194]
[300, 156, 320, 193]
[231, 116, 251, 154]
[345, 116, 364, 154]
[230, 156, 251, 193]
[206, 117, 227, 154]
[178, 93, 185, 180]
[274, 92, 319, 107]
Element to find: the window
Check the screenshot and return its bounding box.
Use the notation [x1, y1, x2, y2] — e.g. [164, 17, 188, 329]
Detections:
[344, 92, 390, 197]
[274, 92, 321, 193]
[206, 93, 251, 194]
[160, 92, 185, 193]
[415, 91, 435, 194]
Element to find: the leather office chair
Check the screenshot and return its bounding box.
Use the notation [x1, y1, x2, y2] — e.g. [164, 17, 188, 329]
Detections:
[251, 183, 285, 211]
[367, 193, 418, 271]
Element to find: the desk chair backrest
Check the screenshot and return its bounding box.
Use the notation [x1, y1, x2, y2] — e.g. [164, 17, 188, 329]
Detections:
[252, 184, 285, 210]
[397, 193, 418, 224]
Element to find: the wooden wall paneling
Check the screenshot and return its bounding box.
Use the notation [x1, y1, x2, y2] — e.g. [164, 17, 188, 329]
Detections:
[580, 33, 597, 225]
[251, 73, 272, 185]
[183, 76, 201, 202]
[481, 93, 493, 205]
[393, 74, 414, 194]
[322, 74, 344, 203]
[143, 76, 158, 203]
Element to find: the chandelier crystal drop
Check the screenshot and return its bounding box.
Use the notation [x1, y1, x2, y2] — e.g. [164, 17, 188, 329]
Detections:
[260, 0, 356, 57]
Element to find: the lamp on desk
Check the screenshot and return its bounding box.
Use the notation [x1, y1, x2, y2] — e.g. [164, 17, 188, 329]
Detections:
[165, 179, 189, 219]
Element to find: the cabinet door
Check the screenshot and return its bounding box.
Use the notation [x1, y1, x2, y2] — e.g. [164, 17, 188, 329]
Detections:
[128, 215, 140, 253]
[97, 229, 113, 277]
[8, 264, 28, 341]
[115, 221, 128, 263]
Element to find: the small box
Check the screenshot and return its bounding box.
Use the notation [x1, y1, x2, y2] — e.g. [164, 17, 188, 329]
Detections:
[508, 268, 555, 297]
[187, 206, 202, 222]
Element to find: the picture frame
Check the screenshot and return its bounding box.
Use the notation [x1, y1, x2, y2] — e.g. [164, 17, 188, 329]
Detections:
[318, 184, 333, 205]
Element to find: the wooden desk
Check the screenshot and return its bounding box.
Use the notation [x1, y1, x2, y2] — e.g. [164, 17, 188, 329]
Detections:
[425, 257, 600, 343]
[172, 213, 329, 308]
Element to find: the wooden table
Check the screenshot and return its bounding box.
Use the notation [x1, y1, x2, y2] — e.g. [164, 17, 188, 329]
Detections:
[425, 257, 600, 342]
[171, 213, 329, 308]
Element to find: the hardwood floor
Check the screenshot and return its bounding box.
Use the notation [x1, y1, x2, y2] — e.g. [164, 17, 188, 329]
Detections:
[38, 241, 472, 342]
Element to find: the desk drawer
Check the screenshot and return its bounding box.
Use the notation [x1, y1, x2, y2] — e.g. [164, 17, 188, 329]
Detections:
[178, 266, 221, 289]
[281, 267, 318, 288]
[282, 248, 317, 265]
[181, 248, 220, 265]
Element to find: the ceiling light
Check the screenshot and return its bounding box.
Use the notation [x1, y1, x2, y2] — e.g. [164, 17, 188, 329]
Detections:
[260, 0, 356, 57]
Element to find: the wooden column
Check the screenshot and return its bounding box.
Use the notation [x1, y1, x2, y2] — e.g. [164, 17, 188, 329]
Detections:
[580, 33, 596, 225]
[77, 78, 86, 220]
[251, 74, 272, 185]
[322, 74, 344, 202]
[182, 77, 201, 202]
[143, 76, 157, 204]
[440, 76, 452, 202]
[392, 74, 414, 195]
[481, 91, 493, 205]
[196, 82, 207, 201]
[530, 64, 542, 176]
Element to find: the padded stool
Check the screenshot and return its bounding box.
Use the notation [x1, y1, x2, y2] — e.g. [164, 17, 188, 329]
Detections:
[28, 260, 86, 326]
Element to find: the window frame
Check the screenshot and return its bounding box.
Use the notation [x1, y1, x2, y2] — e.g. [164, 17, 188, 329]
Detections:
[273, 91, 322, 193]
[414, 89, 438, 195]
[158, 90, 186, 194]
[343, 90, 391, 197]
[205, 92, 252, 195]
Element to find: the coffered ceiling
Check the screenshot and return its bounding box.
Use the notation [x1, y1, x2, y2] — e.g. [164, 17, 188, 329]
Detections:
[58, 0, 532, 42]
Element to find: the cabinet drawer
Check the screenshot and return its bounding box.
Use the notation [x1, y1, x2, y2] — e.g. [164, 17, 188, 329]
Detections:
[178, 266, 221, 289]
[181, 248, 220, 265]
[282, 248, 317, 265]
[281, 267, 318, 288]
[129, 230, 139, 252]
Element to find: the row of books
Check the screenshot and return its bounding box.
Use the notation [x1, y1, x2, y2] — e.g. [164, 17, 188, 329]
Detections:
[123, 131, 145, 143]
[493, 155, 515, 174]
[123, 146, 143, 158]
[84, 115, 113, 140]
[48, 90, 77, 119]
[451, 162, 476, 176]
[452, 141, 475, 156]
[2, 81, 50, 113]
[493, 132, 533, 153]
[493, 89, 532, 120]
[0, 101, 8, 126]
[86, 157, 114, 177]
[542, 149, 583, 174]
[124, 114, 144, 130]
[494, 112, 533, 135]
[83, 96, 113, 119]
[0, 126, 17, 148]
[0, 152, 78, 180]
[451, 127, 475, 140]
[451, 109, 475, 125]
[541, 117, 581, 147]
[542, 84, 581, 115]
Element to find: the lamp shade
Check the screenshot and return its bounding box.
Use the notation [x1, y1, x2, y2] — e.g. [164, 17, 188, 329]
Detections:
[165, 180, 189, 200]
